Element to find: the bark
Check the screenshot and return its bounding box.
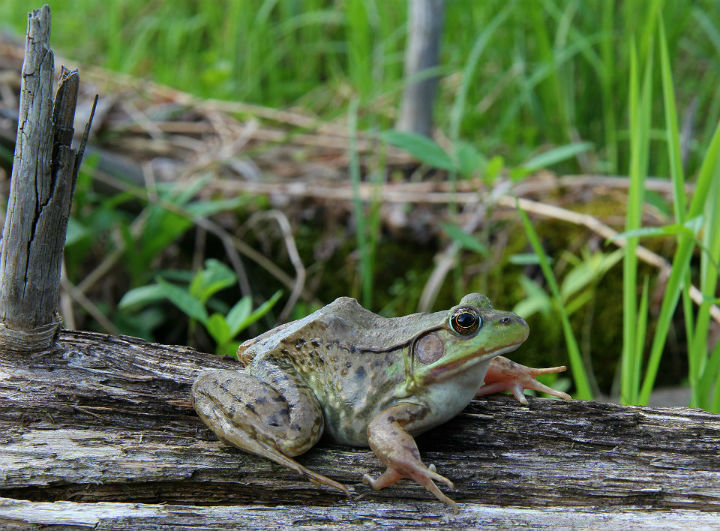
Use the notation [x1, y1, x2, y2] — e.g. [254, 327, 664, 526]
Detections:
[396, 0, 445, 137]
[1, 329, 719, 528]
[0, 5, 94, 353]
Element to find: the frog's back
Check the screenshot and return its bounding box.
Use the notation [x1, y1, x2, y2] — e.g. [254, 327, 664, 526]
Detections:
[239, 297, 444, 364]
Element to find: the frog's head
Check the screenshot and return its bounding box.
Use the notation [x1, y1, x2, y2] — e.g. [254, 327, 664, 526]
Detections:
[406, 293, 529, 389]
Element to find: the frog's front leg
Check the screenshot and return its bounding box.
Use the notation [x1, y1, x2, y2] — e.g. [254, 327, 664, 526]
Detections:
[192, 365, 349, 494]
[476, 355, 572, 405]
[363, 402, 458, 512]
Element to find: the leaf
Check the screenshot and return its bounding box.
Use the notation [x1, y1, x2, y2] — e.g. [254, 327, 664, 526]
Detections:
[189, 259, 236, 303]
[441, 223, 488, 255]
[521, 142, 593, 172]
[561, 250, 623, 300]
[186, 196, 248, 217]
[509, 253, 542, 265]
[454, 141, 483, 178]
[611, 216, 704, 242]
[484, 155, 504, 185]
[65, 218, 90, 247]
[234, 291, 283, 332]
[226, 297, 252, 336]
[157, 278, 208, 324]
[379, 130, 456, 171]
[206, 313, 231, 344]
[513, 277, 552, 318]
[118, 284, 168, 310]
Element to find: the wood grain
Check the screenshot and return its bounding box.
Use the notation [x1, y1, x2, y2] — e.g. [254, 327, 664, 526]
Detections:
[1, 329, 719, 528]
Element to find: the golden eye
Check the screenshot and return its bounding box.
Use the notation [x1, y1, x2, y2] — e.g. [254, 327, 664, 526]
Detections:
[451, 308, 481, 335]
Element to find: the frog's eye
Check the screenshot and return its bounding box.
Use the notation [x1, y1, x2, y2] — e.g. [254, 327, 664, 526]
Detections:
[450, 308, 481, 335]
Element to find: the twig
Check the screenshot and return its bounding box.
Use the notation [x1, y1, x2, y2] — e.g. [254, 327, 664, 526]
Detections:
[417, 182, 511, 312]
[502, 195, 720, 325]
[60, 277, 119, 335]
[88, 171, 308, 301]
[246, 210, 306, 322]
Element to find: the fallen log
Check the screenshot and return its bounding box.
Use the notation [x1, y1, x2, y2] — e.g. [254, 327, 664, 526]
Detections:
[1, 329, 719, 528]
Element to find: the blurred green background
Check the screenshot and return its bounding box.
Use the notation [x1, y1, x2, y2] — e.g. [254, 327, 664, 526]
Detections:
[2, 0, 719, 176]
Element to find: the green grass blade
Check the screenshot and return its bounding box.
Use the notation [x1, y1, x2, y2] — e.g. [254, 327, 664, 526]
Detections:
[621, 40, 652, 404]
[693, 149, 720, 408]
[659, 19, 687, 218]
[640, 118, 720, 404]
[600, 0, 617, 172]
[522, 142, 593, 172]
[518, 203, 593, 400]
[449, 5, 512, 142]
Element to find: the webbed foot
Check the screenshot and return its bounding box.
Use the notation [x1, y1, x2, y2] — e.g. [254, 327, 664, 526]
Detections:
[477, 355, 571, 405]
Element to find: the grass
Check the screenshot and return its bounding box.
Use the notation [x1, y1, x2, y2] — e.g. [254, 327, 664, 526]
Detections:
[2, 2, 720, 406]
[1, 1, 720, 175]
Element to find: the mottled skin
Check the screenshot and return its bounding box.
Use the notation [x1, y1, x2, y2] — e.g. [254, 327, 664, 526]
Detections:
[192, 293, 570, 511]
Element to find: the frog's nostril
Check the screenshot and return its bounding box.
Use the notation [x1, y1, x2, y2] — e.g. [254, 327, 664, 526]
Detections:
[500, 317, 512, 325]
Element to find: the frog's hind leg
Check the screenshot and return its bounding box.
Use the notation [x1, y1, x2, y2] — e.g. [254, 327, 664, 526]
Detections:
[192, 368, 349, 495]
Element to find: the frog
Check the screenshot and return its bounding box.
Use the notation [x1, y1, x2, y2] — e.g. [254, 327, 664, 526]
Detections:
[191, 293, 570, 511]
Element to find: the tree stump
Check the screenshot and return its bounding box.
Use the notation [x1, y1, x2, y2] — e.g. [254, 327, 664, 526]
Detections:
[0, 5, 94, 354]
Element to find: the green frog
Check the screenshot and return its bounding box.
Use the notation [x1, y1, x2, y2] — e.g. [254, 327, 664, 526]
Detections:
[192, 293, 570, 511]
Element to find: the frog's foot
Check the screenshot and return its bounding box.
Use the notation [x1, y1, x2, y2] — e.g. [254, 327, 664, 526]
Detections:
[366, 403, 459, 513]
[363, 463, 457, 512]
[477, 355, 572, 405]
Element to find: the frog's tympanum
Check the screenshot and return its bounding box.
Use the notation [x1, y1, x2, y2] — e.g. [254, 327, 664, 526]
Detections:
[192, 293, 570, 511]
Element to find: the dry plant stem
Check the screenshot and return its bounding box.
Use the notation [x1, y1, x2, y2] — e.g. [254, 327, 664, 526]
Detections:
[502, 195, 720, 324]
[247, 210, 306, 322]
[396, 0, 444, 136]
[82, 67, 348, 137]
[212, 177, 719, 324]
[211, 175, 694, 206]
[60, 276, 119, 334]
[59, 262, 76, 330]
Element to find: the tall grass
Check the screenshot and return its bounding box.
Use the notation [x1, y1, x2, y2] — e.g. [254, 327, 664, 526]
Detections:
[612, 20, 720, 409]
[2, 1, 720, 176]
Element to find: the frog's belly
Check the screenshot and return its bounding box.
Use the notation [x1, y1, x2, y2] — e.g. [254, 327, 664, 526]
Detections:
[318, 360, 492, 447]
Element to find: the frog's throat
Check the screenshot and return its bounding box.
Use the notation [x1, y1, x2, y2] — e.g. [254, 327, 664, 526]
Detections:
[398, 341, 524, 397]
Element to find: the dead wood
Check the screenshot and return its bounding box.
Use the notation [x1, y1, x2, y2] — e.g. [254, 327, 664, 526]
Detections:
[0, 6, 94, 353]
[1, 329, 720, 528]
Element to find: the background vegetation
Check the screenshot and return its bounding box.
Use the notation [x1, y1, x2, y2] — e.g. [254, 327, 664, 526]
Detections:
[3, 0, 720, 174]
[1, 0, 719, 408]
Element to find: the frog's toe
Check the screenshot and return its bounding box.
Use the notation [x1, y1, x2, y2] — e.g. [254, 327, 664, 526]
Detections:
[363, 468, 402, 489]
[479, 356, 571, 403]
[364, 464, 456, 510]
[425, 466, 454, 489]
[307, 472, 351, 495]
[422, 477, 459, 513]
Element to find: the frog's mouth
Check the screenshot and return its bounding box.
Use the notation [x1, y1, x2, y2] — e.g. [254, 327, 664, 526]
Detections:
[420, 341, 524, 384]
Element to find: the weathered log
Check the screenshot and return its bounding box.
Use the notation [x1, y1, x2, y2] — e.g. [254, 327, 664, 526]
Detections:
[0, 5, 94, 353]
[1, 330, 719, 528]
